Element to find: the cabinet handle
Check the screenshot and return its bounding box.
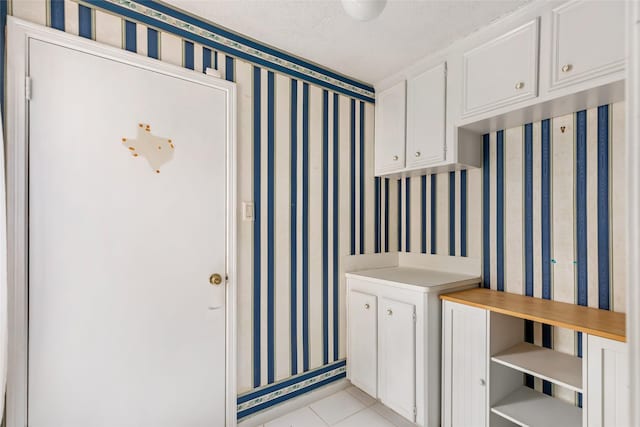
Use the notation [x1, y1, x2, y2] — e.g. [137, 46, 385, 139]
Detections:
[387, 309, 393, 316]
[515, 81, 525, 90]
[480, 379, 486, 386]
[561, 64, 573, 73]
[415, 151, 421, 157]
[364, 303, 370, 310]
[392, 155, 399, 161]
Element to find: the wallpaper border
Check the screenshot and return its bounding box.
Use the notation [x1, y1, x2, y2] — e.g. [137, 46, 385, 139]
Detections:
[78, 0, 376, 103]
[236, 359, 347, 420]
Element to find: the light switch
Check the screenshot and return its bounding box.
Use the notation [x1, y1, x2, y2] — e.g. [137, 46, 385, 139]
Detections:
[242, 202, 255, 221]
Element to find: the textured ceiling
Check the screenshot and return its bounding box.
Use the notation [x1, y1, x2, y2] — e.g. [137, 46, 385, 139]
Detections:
[163, 0, 531, 85]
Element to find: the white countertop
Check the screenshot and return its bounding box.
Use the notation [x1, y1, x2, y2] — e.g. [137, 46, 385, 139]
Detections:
[346, 267, 481, 293]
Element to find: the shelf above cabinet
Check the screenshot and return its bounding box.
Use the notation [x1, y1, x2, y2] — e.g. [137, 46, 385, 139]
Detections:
[491, 386, 582, 427]
[491, 342, 582, 392]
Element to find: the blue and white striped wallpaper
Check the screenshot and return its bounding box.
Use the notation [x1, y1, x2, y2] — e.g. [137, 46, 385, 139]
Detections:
[482, 103, 626, 404]
[5, 0, 628, 417]
[393, 103, 626, 406]
[6, 0, 381, 416]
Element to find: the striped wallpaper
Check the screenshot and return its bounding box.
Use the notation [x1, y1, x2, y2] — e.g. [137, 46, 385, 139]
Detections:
[396, 102, 626, 406]
[6, 0, 381, 417]
[4, 0, 628, 418]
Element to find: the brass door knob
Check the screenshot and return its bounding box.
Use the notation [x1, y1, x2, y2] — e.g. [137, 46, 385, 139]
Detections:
[209, 273, 223, 285]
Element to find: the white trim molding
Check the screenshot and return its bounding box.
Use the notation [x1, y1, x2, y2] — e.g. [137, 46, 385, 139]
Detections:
[627, 0, 640, 424]
[5, 16, 238, 427]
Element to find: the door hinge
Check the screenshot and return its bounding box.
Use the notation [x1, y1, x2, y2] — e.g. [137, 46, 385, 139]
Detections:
[412, 312, 417, 322]
[25, 76, 32, 101]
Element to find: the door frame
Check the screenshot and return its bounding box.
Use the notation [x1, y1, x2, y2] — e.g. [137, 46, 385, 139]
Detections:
[5, 17, 238, 427]
[627, 0, 640, 423]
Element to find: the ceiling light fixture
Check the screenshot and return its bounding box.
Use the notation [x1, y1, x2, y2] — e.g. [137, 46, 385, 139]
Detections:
[341, 0, 387, 22]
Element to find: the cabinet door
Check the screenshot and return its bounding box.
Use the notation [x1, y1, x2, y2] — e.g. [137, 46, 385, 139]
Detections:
[375, 81, 406, 175]
[550, 0, 625, 89]
[378, 298, 416, 422]
[406, 63, 446, 169]
[463, 19, 539, 116]
[442, 301, 488, 427]
[586, 335, 628, 427]
[347, 290, 378, 397]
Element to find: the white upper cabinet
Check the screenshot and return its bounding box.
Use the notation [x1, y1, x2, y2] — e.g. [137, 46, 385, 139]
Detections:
[462, 18, 540, 116]
[406, 63, 446, 170]
[549, 0, 625, 90]
[375, 81, 406, 175]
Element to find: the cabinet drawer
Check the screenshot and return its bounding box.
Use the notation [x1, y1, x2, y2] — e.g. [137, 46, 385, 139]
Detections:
[375, 81, 406, 175]
[462, 18, 539, 116]
[550, 0, 625, 90]
[406, 63, 446, 169]
[347, 290, 378, 397]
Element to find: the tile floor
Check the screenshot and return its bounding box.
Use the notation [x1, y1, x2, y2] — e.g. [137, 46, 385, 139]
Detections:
[257, 387, 417, 427]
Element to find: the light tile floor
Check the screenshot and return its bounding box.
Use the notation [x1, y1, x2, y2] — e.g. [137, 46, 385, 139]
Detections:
[257, 387, 418, 427]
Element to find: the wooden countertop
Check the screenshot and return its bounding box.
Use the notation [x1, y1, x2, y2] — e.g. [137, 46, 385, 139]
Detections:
[440, 287, 626, 342]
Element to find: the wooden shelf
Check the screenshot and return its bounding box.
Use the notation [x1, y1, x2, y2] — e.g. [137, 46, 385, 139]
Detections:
[491, 386, 582, 427]
[440, 288, 626, 342]
[491, 342, 582, 392]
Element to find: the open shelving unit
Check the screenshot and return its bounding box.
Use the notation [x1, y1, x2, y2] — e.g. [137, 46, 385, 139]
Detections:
[441, 288, 628, 427]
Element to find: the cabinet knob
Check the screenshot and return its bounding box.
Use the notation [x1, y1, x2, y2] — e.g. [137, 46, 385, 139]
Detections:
[364, 303, 370, 310]
[387, 309, 393, 316]
[480, 379, 486, 386]
[561, 64, 573, 73]
[392, 155, 399, 161]
[415, 151, 421, 157]
[515, 81, 525, 90]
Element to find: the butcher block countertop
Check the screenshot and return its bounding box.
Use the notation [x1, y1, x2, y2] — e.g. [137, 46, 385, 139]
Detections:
[440, 287, 626, 342]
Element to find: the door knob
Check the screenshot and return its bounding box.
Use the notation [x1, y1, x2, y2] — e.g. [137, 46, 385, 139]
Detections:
[364, 303, 370, 309]
[392, 155, 399, 161]
[561, 64, 573, 73]
[415, 151, 421, 157]
[515, 81, 525, 90]
[387, 309, 393, 316]
[209, 273, 223, 285]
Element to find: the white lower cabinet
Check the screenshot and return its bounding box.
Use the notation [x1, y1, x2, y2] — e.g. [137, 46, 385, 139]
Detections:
[379, 298, 416, 420]
[586, 335, 629, 427]
[442, 300, 488, 427]
[347, 290, 378, 397]
[346, 268, 480, 427]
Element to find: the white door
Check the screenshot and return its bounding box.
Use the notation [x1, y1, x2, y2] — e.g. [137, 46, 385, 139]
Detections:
[442, 301, 487, 427]
[406, 63, 446, 169]
[374, 81, 406, 175]
[378, 297, 416, 422]
[347, 289, 378, 397]
[27, 38, 229, 426]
